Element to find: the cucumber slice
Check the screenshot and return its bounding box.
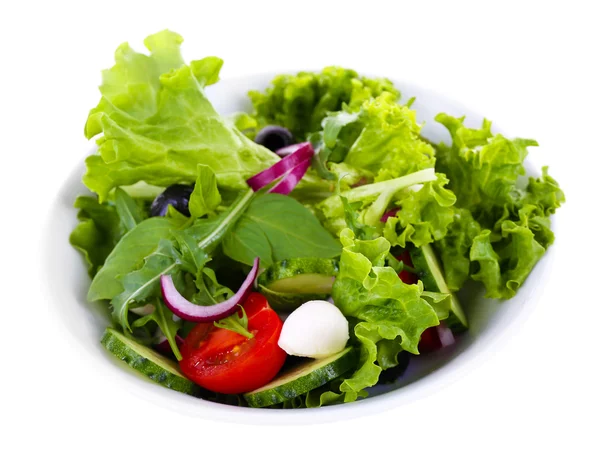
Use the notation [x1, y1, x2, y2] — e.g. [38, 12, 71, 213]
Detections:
[257, 258, 338, 312]
[409, 244, 468, 331]
[101, 328, 199, 395]
[243, 347, 357, 408]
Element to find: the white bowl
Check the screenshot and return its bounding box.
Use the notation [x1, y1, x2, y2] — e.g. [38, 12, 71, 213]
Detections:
[43, 72, 552, 425]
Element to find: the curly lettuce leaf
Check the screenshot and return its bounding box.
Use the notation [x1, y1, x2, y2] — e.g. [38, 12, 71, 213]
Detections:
[343, 94, 436, 181]
[84, 34, 278, 202]
[316, 168, 438, 238]
[249, 67, 399, 139]
[435, 113, 535, 221]
[330, 229, 439, 402]
[92, 29, 185, 121]
[382, 173, 457, 248]
[433, 208, 482, 291]
[434, 115, 565, 298]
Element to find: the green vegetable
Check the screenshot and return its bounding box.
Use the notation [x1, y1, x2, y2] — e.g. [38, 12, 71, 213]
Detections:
[111, 239, 181, 332]
[131, 297, 183, 360]
[434, 114, 565, 298]
[222, 194, 341, 267]
[70, 195, 125, 277]
[243, 347, 357, 408]
[257, 257, 338, 311]
[189, 165, 222, 218]
[409, 244, 468, 329]
[330, 229, 439, 402]
[382, 174, 457, 247]
[249, 67, 399, 139]
[84, 31, 278, 202]
[101, 328, 198, 395]
[88, 217, 178, 302]
[433, 208, 481, 291]
[105, 189, 254, 340]
[317, 168, 438, 237]
[343, 94, 436, 181]
[114, 188, 146, 232]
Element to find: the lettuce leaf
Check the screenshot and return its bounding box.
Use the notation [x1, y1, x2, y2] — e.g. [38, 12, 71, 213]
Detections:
[249, 67, 399, 139]
[434, 115, 565, 298]
[383, 173, 457, 248]
[189, 165, 221, 218]
[330, 229, 439, 402]
[343, 94, 436, 181]
[84, 32, 278, 202]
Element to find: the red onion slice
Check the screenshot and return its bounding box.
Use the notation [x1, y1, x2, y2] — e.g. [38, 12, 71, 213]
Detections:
[381, 207, 400, 223]
[268, 158, 312, 195]
[275, 142, 306, 157]
[161, 258, 260, 322]
[436, 322, 455, 348]
[246, 142, 314, 192]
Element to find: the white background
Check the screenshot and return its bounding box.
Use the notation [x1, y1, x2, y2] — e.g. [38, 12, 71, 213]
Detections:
[2, 1, 599, 450]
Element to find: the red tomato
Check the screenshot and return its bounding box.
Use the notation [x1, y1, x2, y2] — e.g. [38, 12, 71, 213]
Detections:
[394, 250, 419, 285]
[179, 293, 286, 394]
[418, 327, 441, 353]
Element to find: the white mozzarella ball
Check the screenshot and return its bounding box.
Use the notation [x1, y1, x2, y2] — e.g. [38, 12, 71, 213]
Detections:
[278, 301, 349, 359]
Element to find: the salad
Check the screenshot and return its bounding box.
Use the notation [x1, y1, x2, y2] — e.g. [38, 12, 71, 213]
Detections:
[70, 30, 565, 409]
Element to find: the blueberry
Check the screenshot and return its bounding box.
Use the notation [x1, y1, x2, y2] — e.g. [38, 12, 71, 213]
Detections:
[254, 125, 294, 152]
[150, 184, 194, 217]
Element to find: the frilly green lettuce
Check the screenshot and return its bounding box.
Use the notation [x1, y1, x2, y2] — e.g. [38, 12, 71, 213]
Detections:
[84, 30, 278, 202]
[330, 229, 439, 402]
[434, 115, 565, 298]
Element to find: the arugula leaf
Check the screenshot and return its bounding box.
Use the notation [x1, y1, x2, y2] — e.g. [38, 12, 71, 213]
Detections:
[70, 196, 124, 277]
[114, 188, 146, 232]
[189, 165, 221, 218]
[84, 35, 278, 202]
[249, 67, 399, 139]
[182, 188, 255, 255]
[222, 194, 342, 267]
[330, 229, 439, 402]
[88, 217, 178, 302]
[112, 239, 181, 331]
[131, 297, 183, 360]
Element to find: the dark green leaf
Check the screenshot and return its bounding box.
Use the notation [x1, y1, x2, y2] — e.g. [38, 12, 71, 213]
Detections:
[70, 196, 124, 277]
[223, 194, 342, 267]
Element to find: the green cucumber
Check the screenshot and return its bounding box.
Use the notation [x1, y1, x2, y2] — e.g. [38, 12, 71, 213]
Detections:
[409, 244, 468, 331]
[257, 258, 338, 312]
[243, 347, 357, 408]
[101, 328, 199, 395]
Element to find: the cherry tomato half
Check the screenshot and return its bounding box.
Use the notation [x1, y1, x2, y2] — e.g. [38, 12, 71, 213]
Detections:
[179, 293, 286, 394]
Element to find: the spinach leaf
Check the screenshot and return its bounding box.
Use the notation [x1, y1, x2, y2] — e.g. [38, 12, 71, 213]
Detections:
[222, 194, 342, 267]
